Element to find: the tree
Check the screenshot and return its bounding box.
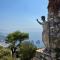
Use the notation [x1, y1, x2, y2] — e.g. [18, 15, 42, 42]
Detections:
[20, 41, 37, 60]
[5, 31, 29, 60]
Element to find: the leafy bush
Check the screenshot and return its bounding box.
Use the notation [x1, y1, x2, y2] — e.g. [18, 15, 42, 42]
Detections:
[20, 41, 37, 60]
[0, 46, 12, 60]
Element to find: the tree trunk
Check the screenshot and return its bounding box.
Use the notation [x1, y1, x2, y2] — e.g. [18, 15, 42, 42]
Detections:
[11, 48, 16, 60]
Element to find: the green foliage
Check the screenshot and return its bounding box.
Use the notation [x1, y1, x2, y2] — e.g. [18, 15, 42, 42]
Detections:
[5, 31, 29, 60]
[0, 46, 12, 60]
[0, 46, 3, 49]
[20, 41, 37, 60]
[0, 30, 37, 60]
[6, 31, 29, 44]
[5, 31, 29, 50]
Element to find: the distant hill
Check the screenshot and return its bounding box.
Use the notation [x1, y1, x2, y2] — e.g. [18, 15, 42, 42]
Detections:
[0, 32, 6, 42]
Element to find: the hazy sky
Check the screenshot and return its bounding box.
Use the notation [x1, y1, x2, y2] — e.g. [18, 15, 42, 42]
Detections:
[0, 0, 48, 33]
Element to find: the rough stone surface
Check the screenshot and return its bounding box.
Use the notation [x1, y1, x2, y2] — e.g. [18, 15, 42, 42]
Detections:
[35, 0, 60, 60]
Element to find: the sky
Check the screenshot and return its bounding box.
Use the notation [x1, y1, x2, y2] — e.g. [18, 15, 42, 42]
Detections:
[0, 0, 48, 33]
[0, 0, 48, 47]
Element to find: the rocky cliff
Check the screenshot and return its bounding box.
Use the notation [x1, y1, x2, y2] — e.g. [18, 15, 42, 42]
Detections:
[36, 0, 60, 60]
